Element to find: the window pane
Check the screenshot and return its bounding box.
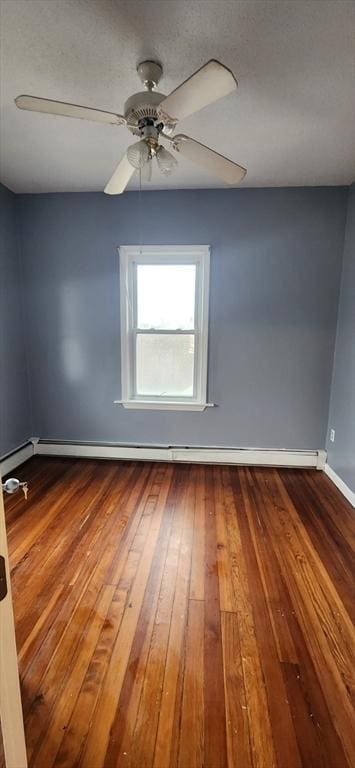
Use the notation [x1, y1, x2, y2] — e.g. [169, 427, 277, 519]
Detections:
[136, 334, 195, 397]
[137, 264, 196, 330]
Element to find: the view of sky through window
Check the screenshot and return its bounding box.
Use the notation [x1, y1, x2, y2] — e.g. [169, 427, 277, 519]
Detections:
[137, 264, 196, 330]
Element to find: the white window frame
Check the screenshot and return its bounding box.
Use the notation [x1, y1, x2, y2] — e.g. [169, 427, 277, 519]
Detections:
[117, 245, 211, 411]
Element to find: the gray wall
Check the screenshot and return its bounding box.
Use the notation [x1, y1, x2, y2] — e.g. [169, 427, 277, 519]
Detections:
[327, 184, 355, 491]
[0, 183, 31, 456]
[18, 186, 347, 450]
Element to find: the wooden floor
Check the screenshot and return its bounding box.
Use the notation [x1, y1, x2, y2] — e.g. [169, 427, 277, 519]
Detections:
[2, 457, 354, 768]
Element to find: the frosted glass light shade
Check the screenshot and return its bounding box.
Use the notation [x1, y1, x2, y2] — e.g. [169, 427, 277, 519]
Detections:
[156, 146, 178, 175]
[127, 140, 150, 169]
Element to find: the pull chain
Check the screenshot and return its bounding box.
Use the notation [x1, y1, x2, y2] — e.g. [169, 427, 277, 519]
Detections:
[139, 165, 143, 255]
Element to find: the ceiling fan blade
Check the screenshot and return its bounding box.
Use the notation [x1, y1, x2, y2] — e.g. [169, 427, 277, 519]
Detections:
[173, 134, 246, 184]
[104, 154, 135, 195]
[15, 95, 125, 126]
[157, 60, 237, 124]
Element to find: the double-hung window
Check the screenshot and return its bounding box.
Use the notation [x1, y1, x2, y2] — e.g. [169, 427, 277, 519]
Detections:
[119, 245, 210, 410]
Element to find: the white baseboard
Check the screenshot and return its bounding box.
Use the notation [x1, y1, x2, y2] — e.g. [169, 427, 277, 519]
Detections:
[0, 441, 34, 477]
[33, 440, 326, 469]
[324, 464, 355, 507]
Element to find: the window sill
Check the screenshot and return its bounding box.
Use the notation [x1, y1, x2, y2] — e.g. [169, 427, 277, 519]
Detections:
[114, 400, 215, 412]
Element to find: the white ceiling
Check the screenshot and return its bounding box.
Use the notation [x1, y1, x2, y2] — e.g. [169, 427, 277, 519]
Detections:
[0, 0, 354, 193]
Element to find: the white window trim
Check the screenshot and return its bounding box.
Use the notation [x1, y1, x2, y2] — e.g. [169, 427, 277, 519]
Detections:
[116, 245, 212, 411]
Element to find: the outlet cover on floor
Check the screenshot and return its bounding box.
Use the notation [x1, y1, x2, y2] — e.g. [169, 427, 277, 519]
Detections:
[330, 429, 335, 443]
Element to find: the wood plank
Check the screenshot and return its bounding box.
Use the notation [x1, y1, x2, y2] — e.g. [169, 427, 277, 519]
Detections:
[153, 466, 196, 768]
[238, 468, 302, 768]
[203, 466, 228, 768]
[178, 599, 204, 768]
[213, 466, 236, 612]
[225, 467, 277, 768]
[17, 584, 66, 666]
[189, 465, 205, 601]
[221, 610, 252, 768]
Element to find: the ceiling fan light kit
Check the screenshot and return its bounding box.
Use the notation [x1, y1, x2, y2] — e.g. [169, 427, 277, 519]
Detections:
[15, 58, 246, 194]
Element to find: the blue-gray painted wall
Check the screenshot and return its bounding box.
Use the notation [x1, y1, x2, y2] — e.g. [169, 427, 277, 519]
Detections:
[0, 184, 31, 456]
[17, 186, 347, 450]
[327, 184, 355, 491]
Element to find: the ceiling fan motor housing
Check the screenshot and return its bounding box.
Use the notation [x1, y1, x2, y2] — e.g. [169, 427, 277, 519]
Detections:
[124, 91, 174, 137]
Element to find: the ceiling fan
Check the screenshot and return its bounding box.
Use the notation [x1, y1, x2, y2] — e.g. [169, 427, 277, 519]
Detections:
[15, 59, 247, 194]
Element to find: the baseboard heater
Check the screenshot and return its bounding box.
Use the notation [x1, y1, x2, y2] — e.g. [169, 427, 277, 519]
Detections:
[32, 439, 326, 469]
[0, 441, 34, 477]
[5, 441, 354, 505]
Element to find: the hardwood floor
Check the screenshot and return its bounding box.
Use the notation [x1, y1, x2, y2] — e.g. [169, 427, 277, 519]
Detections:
[2, 456, 354, 768]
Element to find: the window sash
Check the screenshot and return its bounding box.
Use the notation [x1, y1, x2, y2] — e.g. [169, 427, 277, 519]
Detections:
[132, 329, 198, 400]
[119, 246, 210, 406]
[133, 261, 197, 333]
[136, 257, 201, 333]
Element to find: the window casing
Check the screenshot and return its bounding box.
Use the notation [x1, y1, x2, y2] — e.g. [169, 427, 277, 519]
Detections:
[118, 245, 210, 411]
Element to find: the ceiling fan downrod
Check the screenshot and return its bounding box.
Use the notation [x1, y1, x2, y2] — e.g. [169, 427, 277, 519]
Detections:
[136, 60, 163, 91]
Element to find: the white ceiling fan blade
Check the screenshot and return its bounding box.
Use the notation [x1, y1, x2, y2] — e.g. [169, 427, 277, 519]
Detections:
[104, 154, 135, 195]
[157, 60, 237, 124]
[173, 134, 246, 184]
[15, 95, 125, 126]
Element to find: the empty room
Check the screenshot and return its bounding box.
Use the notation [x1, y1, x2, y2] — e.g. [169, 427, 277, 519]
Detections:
[0, 1, 354, 767]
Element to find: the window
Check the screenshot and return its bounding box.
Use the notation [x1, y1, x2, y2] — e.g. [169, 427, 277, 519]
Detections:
[118, 245, 210, 410]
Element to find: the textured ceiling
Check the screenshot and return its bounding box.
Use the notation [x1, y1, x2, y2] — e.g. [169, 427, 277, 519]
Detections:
[0, 0, 354, 193]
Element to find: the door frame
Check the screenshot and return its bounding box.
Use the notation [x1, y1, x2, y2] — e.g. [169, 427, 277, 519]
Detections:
[0, 484, 27, 768]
